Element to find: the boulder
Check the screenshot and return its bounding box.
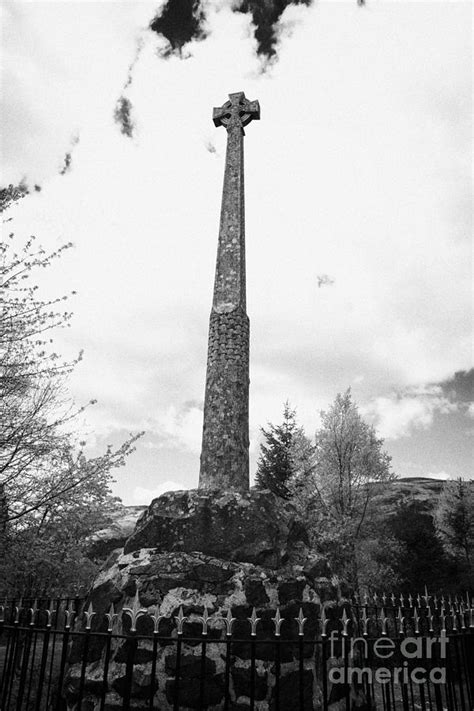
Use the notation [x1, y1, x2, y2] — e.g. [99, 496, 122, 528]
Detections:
[124, 488, 309, 568]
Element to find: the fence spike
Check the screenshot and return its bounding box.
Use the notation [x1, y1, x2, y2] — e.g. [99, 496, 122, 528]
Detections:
[224, 608, 235, 636]
[198, 607, 210, 636]
[363, 592, 369, 606]
[408, 593, 413, 608]
[423, 586, 429, 606]
[413, 607, 420, 634]
[381, 592, 387, 606]
[272, 607, 285, 637]
[148, 608, 166, 634]
[379, 607, 388, 636]
[123, 588, 147, 633]
[174, 606, 187, 635]
[28, 599, 38, 627]
[397, 607, 405, 635]
[105, 603, 118, 633]
[440, 607, 446, 635]
[295, 607, 307, 636]
[341, 608, 350, 636]
[248, 607, 261, 636]
[390, 593, 396, 607]
[451, 605, 458, 632]
[320, 605, 329, 637]
[361, 606, 369, 636]
[84, 601, 96, 630]
[65, 601, 76, 629]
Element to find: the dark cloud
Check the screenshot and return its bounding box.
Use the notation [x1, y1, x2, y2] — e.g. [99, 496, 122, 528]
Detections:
[59, 135, 80, 175]
[114, 96, 135, 138]
[59, 152, 72, 175]
[150, 0, 207, 58]
[123, 38, 144, 90]
[148, 0, 368, 63]
[439, 370, 474, 405]
[234, 0, 313, 60]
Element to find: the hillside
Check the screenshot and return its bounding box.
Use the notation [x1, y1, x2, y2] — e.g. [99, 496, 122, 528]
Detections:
[85, 477, 461, 562]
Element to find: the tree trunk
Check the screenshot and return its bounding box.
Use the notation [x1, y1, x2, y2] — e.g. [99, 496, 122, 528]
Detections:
[0, 482, 8, 560]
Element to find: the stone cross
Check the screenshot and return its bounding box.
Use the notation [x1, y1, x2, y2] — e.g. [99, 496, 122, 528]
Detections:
[199, 92, 260, 492]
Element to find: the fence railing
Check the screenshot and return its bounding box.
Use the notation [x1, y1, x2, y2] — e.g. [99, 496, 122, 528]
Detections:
[0, 592, 473, 710]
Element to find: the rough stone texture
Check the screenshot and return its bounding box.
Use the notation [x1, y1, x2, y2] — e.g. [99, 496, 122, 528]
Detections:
[124, 488, 308, 568]
[199, 92, 260, 492]
[64, 547, 337, 710]
[85, 505, 147, 561]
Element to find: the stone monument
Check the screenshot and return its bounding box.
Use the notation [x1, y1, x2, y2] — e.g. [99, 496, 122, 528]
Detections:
[123, 91, 306, 567]
[65, 93, 333, 711]
[199, 91, 258, 492]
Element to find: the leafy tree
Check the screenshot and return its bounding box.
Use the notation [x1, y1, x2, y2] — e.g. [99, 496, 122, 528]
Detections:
[255, 402, 314, 498]
[434, 478, 473, 571]
[289, 389, 394, 588]
[0, 185, 141, 594]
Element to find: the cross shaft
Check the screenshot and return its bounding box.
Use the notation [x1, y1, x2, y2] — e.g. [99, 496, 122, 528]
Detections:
[199, 92, 260, 492]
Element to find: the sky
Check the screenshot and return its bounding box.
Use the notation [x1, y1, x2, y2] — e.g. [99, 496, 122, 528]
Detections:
[2, 0, 472, 505]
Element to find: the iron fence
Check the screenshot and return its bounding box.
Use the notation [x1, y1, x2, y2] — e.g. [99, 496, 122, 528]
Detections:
[0, 592, 473, 710]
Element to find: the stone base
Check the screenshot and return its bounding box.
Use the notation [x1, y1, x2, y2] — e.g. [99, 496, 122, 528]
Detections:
[63, 489, 341, 709]
[124, 488, 309, 568]
[65, 548, 336, 710]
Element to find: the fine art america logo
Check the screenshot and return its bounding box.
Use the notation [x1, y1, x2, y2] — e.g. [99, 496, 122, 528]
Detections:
[328, 632, 448, 685]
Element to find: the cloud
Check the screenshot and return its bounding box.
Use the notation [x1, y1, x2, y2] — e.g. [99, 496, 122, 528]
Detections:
[439, 369, 474, 405]
[150, 0, 208, 58]
[364, 385, 457, 440]
[234, 0, 313, 62]
[114, 96, 135, 138]
[152, 402, 204, 454]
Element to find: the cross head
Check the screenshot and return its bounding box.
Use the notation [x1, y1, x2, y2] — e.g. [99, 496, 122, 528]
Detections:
[213, 92, 260, 133]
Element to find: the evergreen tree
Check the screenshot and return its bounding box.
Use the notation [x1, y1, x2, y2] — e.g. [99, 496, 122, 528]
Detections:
[435, 477, 473, 570]
[255, 402, 314, 498]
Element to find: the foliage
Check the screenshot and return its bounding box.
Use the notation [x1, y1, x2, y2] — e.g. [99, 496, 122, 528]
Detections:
[0, 186, 142, 595]
[255, 402, 314, 498]
[388, 498, 455, 593]
[434, 478, 473, 586]
[288, 389, 395, 589]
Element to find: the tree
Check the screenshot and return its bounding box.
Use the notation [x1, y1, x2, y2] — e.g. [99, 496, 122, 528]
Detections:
[255, 402, 314, 498]
[289, 389, 394, 589]
[435, 478, 474, 571]
[0, 185, 141, 594]
[389, 498, 453, 593]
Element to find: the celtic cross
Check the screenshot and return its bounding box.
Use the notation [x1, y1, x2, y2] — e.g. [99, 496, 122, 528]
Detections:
[213, 92, 260, 134]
